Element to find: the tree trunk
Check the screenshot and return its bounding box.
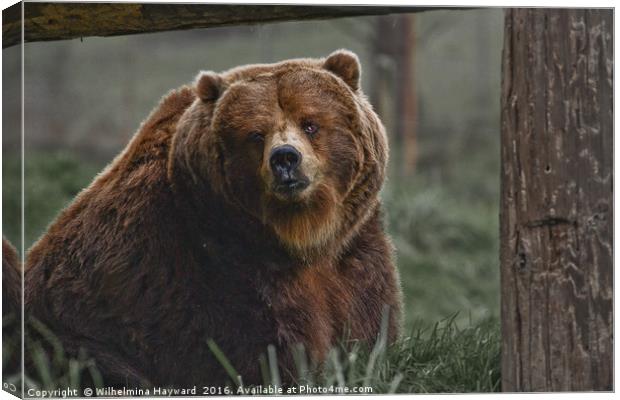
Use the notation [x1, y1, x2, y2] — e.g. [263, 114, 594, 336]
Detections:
[394, 14, 417, 175]
[500, 8, 613, 392]
[370, 14, 417, 177]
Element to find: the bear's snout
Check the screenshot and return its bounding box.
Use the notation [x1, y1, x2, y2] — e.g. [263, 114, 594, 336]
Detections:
[269, 145, 309, 194]
[270, 145, 301, 176]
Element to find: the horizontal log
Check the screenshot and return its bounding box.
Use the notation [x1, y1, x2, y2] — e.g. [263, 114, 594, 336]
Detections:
[2, 2, 437, 48]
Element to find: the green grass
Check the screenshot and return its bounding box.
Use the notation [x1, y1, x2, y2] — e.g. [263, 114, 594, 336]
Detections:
[239, 313, 501, 394]
[4, 313, 500, 395]
[2, 152, 103, 247]
[384, 175, 499, 327]
[3, 315, 104, 396]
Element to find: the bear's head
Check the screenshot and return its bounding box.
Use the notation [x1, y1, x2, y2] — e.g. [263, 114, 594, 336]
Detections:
[171, 50, 388, 257]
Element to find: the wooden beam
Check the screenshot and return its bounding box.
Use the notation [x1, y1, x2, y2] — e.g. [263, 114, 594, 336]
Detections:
[2, 2, 436, 48]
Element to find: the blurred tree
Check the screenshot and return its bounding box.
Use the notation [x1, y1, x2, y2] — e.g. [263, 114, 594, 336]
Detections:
[500, 8, 612, 392]
[371, 14, 417, 176]
[472, 11, 490, 126]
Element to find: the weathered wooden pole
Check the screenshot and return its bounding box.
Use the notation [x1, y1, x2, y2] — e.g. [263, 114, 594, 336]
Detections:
[500, 8, 613, 391]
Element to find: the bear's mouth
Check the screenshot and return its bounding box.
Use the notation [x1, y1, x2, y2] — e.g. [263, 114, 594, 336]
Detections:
[272, 177, 310, 200]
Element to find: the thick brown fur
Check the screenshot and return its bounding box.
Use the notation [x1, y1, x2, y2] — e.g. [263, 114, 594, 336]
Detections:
[24, 50, 402, 387]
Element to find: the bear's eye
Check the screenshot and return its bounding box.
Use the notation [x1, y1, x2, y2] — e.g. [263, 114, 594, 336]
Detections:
[248, 131, 265, 143]
[302, 121, 319, 137]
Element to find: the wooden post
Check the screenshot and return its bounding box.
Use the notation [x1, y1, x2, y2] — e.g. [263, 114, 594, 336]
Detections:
[500, 9, 613, 391]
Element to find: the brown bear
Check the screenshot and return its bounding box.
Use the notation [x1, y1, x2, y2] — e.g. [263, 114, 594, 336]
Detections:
[24, 50, 402, 388]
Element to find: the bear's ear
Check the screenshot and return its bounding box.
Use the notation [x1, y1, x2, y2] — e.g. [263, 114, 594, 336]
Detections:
[323, 50, 361, 91]
[195, 71, 223, 102]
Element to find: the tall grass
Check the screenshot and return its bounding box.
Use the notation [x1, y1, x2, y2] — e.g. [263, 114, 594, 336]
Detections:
[3, 315, 104, 396]
[4, 313, 500, 395]
[320, 314, 501, 393]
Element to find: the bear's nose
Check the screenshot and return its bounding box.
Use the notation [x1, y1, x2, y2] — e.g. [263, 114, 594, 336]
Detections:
[270, 145, 302, 179]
